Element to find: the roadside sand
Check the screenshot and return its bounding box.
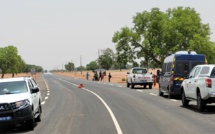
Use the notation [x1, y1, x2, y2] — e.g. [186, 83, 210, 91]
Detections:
[55, 69, 159, 89]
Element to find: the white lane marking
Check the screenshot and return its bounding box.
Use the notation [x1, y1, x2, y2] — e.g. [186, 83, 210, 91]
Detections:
[110, 84, 114, 86]
[55, 77, 123, 134]
[136, 90, 143, 92]
[118, 85, 122, 88]
[42, 75, 50, 105]
[149, 93, 157, 96]
[82, 87, 123, 134]
[41, 101, 45, 105]
[170, 99, 178, 102]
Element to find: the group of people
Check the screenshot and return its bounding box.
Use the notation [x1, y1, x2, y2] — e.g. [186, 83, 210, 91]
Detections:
[86, 70, 112, 82]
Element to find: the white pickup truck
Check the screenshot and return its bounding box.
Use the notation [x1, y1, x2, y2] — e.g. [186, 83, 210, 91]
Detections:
[126, 67, 154, 89]
[181, 64, 215, 111]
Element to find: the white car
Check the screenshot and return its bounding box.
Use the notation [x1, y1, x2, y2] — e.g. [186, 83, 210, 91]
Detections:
[0, 77, 42, 130]
[127, 67, 154, 89]
[181, 64, 215, 111]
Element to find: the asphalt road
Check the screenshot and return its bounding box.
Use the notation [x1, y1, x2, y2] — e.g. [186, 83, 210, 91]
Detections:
[2, 73, 215, 134]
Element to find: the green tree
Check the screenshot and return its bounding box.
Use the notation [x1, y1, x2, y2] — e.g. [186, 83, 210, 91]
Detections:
[65, 62, 75, 72]
[113, 7, 214, 67]
[98, 48, 114, 70]
[0, 46, 19, 78]
[86, 61, 99, 71]
[10, 55, 26, 77]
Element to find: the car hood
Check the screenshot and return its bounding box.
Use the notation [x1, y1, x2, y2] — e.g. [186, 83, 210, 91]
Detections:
[0, 93, 30, 103]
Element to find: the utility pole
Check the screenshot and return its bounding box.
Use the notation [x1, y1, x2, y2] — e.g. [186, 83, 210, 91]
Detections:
[98, 49, 100, 68]
[80, 55, 82, 74]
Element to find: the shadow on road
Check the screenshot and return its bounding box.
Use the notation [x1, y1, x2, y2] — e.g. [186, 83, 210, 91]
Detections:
[0, 122, 39, 134]
[180, 104, 215, 114]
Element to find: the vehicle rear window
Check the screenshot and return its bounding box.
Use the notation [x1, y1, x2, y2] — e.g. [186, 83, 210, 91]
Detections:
[191, 61, 205, 69]
[0, 81, 27, 95]
[200, 66, 210, 74]
[175, 61, 189, 74]
[132, 69, 147, 74]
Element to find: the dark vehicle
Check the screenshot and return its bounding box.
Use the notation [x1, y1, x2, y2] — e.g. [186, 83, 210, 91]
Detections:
[159, 51, 207, 98]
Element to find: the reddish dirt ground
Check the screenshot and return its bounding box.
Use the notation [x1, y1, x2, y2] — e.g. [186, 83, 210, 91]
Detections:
[55, 69, 160, 89]
[1, 73, 40, 79]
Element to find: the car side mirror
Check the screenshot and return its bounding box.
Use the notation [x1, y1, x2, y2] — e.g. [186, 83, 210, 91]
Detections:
[31, 87, 39, 93]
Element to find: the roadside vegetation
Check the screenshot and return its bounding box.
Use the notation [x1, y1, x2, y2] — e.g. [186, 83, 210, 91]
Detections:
[0, 46, 43, 78]
[59, 7, 215, 73]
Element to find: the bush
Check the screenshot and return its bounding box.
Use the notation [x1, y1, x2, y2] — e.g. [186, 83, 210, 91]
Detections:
[121, 78, 126, 81]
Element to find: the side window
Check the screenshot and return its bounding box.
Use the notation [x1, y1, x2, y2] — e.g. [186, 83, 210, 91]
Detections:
[167, 63, 172, 72]
[189, 67, 196, 78]
[200, 67, 210, 74]
[28, 80, 33, 89]
[162, 63, 166, 73]
[193, 67, 201, 77]
[210, 67, 215, 78]
[30, 79, 37, 87]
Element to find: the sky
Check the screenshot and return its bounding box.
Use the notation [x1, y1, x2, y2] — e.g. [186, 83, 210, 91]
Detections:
[0, 0, 214, 70]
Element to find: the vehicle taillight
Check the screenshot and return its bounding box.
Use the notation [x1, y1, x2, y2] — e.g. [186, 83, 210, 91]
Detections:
[170, 75, 174, 87]
[205, 78, 212, 88]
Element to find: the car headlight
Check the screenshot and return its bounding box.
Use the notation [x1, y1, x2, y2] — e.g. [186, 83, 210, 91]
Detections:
[11, 100, 30, 110]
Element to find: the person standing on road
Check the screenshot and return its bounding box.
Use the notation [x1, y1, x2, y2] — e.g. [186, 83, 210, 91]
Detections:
[108, 72, 112, 82]
[86, 72, 89, 80]
[99, 70, 102, 81]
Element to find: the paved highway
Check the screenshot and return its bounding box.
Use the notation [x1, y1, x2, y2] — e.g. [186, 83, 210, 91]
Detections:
[2, 73, 215, 134]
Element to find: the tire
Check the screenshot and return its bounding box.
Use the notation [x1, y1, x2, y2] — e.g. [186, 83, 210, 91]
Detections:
[149, 84, 152, 89]
[27, 110, 35, 131]
[130, 82, 134, 89]
[126, 81, 130, 88]
[35, 103, 42, 122]
[181, 90, 189, 107]
[159, 87, 163, 96]
[168, 88, 171, 99]
[197, 92, 206, 112]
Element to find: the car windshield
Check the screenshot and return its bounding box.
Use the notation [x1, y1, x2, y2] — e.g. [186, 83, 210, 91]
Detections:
[0, 81, 28, 95]
[132, 68, 147, 74]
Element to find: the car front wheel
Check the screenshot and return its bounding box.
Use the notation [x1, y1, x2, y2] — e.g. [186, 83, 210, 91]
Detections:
[27, 110, 35, 130]
[126, 81, 130, 88]
[130, 82, 134, 89]
[159, 86, 163, 96]
[181, 90, 189, 107]
[35, 102, 42, 122]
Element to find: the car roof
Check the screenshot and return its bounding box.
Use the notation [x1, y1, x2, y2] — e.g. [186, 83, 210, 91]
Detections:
[196, 64, 215, 67]
[0, 77, 32, 82]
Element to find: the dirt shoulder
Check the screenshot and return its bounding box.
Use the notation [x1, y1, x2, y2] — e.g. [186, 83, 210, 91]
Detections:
[54, 69, 159, 89]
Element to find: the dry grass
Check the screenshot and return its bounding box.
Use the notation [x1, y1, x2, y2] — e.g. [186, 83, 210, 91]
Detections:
[1, 73, 40, 80]
[55, 68, 160, 89]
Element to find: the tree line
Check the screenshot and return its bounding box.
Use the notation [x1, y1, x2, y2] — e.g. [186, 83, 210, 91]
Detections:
[0, 46, 43, 78]
[113, 7, 215, 68]
[61, 6, 215, 72]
